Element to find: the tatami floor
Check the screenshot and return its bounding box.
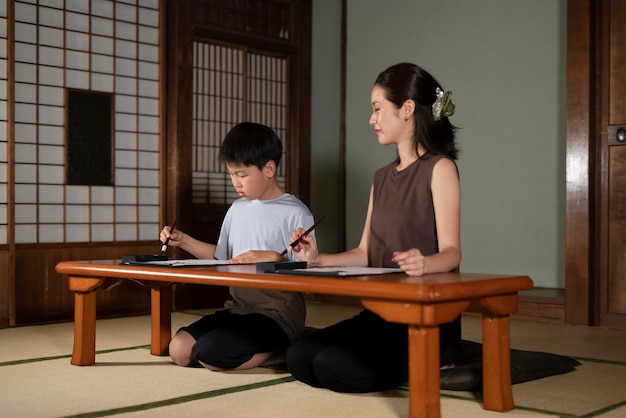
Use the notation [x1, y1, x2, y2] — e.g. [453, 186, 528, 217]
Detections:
[1, 302, 626, 417]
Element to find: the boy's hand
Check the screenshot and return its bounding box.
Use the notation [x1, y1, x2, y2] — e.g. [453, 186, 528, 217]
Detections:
[229, 250, 283, 264]
[160, 226, 183, 247]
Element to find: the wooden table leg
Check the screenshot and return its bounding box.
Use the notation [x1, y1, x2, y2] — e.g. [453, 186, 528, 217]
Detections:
[71, 291, 97, 366]
[361, 298, 470, 418]
[67, 277, 108, 366]
[408, 325, 441, 418]
[481, 314, 514, 411]
[150, 285, 172, 356]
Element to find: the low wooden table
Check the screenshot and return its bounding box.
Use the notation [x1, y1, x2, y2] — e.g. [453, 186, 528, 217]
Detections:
[55, 260, 533, 418]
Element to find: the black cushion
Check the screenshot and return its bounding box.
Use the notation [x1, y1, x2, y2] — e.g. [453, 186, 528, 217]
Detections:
[440, 340, 581, 391]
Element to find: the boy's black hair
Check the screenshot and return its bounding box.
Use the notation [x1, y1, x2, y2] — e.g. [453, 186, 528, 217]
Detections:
[218, 122, 283, 170]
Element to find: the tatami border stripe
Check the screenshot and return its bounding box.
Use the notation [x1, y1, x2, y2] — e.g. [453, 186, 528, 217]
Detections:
[5, 349, 625, 369]
[59, 376, 296, 418]
[578, 399, 626, 418]
[3, 344, 626, 417]
[0, 345, 150, 367]
[573, 356, 626, 367]
[398, 389, 575, 417]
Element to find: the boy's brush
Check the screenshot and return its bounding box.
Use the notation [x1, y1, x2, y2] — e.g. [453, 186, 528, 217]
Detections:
[160, 214, 179, 256]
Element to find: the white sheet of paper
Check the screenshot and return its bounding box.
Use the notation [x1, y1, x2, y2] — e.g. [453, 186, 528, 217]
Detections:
[132, 259, 230, 267]
[294, 267, 403, 276]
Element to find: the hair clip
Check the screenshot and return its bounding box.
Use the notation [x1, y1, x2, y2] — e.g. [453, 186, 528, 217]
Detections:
[432, 87, 456, 121]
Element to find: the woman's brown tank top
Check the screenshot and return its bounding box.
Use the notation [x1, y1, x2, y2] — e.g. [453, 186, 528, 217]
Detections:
[370, 154, 456, 268]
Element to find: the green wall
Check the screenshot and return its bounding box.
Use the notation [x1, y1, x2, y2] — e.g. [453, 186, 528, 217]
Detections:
[309, 0, 343, 253]
[311, 0, 566, 288]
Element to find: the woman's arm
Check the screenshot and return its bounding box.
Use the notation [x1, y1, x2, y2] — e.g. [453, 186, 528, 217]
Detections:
[393, 158, 461, 275]
[291, 187, 374, 268]
[428, 157, 462, 272]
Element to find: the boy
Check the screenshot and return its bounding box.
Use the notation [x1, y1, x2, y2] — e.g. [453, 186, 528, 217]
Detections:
[160, 122, 314, 371]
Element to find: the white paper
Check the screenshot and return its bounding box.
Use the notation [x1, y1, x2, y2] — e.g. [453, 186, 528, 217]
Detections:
[294, 267, 403, 276]
[131, 259, 230, 267]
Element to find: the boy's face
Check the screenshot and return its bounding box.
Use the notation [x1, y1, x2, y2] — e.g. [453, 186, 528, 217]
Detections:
[226, 162, 275, 200]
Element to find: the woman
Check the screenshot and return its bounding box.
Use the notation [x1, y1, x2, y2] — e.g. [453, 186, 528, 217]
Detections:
[287, 63, 461, 392]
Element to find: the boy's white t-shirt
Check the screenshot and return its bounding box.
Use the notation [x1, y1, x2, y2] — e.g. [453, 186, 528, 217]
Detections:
[214, 193, 314, 343]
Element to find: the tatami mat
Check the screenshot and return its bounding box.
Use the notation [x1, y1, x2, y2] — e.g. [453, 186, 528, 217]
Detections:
[1, 303, 625, 417]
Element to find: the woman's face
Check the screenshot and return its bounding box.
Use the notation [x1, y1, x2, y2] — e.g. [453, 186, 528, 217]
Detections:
[369, 85, 407, 146]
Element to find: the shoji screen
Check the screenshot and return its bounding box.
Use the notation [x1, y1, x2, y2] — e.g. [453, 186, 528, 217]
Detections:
[13, 0, 160, 244]
[191, 41, 288, 205]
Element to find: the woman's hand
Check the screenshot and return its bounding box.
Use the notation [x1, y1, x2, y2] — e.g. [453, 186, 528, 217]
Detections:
[289, 227, 320, 266]
[228, 250, 283, 264]
[392, 248, 427, 276]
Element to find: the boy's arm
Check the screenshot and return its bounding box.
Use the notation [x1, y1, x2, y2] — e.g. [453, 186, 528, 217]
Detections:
[228, 249, 285, 264]
[179, 233, 217, 259]
[160, 228, 217, 259]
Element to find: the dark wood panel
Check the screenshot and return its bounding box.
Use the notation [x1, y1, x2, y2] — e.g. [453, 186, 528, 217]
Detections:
[601, 0, 626, 328]
[11, 243, 225, 326]
[609, 0, 626, 125]
[14, 243, 157, 324]
[165, 0, 194, 236]
[515, 288, 565, 324]
[0, 251, 10, 327]
[608, 146, 626, 314]
[565, 0, 594, 325]
[605, 313, 626, 329]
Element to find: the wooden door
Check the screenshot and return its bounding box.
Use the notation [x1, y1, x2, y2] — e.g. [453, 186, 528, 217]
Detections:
[566, 0, 626, 329]
[600, 0, 626, 328]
